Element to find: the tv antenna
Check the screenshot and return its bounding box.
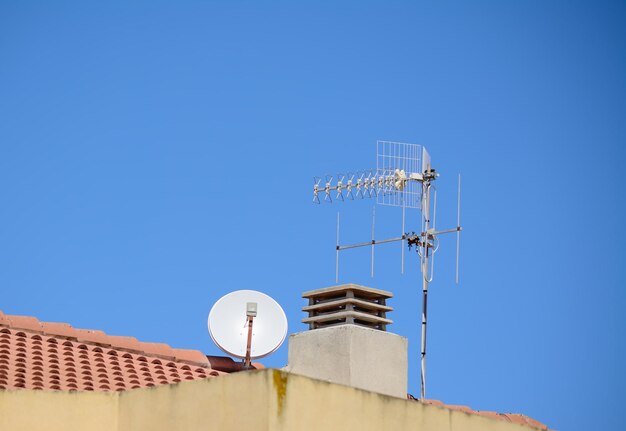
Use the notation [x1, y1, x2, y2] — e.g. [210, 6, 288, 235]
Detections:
[208, 290, 288, 368]
[312, 140, 462, 401]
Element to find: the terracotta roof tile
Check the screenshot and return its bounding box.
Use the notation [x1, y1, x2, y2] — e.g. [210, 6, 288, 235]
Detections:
[505, 414, 549, 429]
[41, 322, 75, 338]
[174, 349, 211, 366]
[418, 398, 548, 430]
[73, 329, 111, 345]
[138, 342, 175, 358]
[446, 404, 475, 414]
[106, 336, 142, 352]
[477, 411, 504, 421]
[0, 313, 10, 326]
[0, 310, 228, 392]
[6, 315, 42, 332]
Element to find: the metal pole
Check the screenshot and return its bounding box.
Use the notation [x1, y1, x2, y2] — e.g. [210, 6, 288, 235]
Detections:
[420, 269, 428, 400]
[244, 315, 254, 369]
[371, 206, 375, 278]
[401, 199, 406, 274]
[336, 212, 340, 283]
[456, 174, 461, 284]
[420, 182, 431, 401]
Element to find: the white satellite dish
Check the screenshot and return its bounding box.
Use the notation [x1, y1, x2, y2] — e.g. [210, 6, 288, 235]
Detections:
[208, 290, 288, 365]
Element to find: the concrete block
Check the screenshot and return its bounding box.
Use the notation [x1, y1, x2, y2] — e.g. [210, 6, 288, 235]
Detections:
[285, 325, 408, 398]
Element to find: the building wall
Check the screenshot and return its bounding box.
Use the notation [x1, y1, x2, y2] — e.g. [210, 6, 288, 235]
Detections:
[0, 369, 545, 431]
[0, 388, 118, 431]
[117, 367, 270, 430]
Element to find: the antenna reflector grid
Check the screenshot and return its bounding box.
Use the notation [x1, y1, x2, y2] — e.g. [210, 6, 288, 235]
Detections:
[376, 141, 424, 209]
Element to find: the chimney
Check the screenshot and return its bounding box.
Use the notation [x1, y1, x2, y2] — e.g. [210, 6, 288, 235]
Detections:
[285, 284, 408, 398]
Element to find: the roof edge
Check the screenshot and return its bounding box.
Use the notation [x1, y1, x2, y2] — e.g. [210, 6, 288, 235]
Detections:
[0, 310, 209, 368]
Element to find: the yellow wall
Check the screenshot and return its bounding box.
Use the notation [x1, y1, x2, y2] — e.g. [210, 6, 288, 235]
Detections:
[0, 388, 118, 431]
[0, 369, 546, 431]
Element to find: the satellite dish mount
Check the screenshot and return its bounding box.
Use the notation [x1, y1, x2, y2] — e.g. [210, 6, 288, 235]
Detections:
[244, 302, 257, 368]
[208, 290, 288, 369]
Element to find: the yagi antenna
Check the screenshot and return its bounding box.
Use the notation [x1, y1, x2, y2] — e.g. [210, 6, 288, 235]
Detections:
[312, 140, 463, 401]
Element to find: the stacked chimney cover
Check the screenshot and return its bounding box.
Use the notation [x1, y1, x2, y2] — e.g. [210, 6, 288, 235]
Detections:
[286, 283, 407, 398]
[301, 284, 393, 331]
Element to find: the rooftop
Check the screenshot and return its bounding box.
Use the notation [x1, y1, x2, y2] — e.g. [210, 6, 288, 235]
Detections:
[0, 310, 234, 392]
[0, 310, 547, 429]
[414, 397, 547, 429]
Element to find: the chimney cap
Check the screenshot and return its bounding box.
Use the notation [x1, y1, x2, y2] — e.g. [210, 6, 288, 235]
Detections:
[302, 283, 393, 331]
[302, 283, 392, 300]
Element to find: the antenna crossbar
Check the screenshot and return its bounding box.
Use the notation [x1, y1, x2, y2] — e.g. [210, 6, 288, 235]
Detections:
[336, 227, 461, 251]
[337, 236, 404, 251]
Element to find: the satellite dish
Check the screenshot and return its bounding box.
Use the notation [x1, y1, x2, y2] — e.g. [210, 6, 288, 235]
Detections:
[208, 290, 288, 363]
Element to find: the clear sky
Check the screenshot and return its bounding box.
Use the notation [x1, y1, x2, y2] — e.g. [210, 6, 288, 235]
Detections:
[1, 1, 624, 430]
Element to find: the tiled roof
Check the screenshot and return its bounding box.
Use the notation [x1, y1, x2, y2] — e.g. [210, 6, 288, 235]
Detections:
[0, 310, 547, 429]
[0, 310, 227, 392]
[408, 396, 547, 430]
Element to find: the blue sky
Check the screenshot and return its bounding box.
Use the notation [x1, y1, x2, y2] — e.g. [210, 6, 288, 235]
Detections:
[1, 1, 624, 430]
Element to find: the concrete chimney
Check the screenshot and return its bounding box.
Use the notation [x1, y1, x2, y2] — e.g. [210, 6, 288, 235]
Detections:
[285, 284, 408, 398]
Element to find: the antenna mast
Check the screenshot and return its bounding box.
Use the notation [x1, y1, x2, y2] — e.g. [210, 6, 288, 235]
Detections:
[312, 141, 462, 401]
